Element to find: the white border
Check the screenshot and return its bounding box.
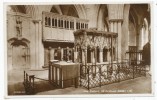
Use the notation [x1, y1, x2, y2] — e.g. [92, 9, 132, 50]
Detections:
[1, 0, 157, 100]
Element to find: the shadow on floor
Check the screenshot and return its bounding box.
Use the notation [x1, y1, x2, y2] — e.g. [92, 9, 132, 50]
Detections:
[34, 81, 59, 94]
[8, 82, 25, 95]
[8, 80, 61, 95]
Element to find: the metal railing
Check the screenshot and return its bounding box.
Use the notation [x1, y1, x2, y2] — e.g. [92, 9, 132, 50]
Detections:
[80, 61, 146, 90]
[23, 60, 146, 94]
[23, 71, 35, 94]
[23, 71, 50, 94]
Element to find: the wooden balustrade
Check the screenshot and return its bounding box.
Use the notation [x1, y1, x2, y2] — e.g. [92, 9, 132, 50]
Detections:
[42, 11, 88, 30]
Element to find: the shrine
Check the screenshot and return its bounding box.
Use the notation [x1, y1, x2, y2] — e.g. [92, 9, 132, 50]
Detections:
[6, 4, 151, 95]
[73, 29, 146, 89]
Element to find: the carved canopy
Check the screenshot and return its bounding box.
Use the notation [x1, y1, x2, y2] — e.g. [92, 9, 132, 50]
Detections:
[73, 29, 118, 50]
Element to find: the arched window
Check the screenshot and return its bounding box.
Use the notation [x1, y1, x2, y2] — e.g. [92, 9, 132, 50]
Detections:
[87, 47, 91, 63]
[97, 47, 100, 63]
[78, 22, 80, 29]
[103, 48, 108, 62]
[52, 18, 54, 27]
[55, 19, 57, 27]
[61, 20, 63, 28]
[45, 17, 48, 26]
[76, 22, 78, 29]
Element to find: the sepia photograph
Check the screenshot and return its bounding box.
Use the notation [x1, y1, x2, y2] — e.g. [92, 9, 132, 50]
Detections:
[5, 2, 153, 97]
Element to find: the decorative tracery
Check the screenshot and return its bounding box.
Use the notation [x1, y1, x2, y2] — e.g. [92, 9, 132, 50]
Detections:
[74, 29, 118, 64]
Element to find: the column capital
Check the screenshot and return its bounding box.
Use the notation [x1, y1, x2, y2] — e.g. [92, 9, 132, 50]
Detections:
[98, 47, 103, 52]
[109, 19, 123, 22]
[32, 19, 41, 24]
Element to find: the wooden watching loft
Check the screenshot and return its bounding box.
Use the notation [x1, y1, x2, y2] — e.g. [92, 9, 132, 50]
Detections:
[42, 11, 89, 42]
[42, 12, 89, 66]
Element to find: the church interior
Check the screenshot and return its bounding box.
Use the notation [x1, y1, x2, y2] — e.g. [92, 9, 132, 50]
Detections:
[6, 4, 151, 95]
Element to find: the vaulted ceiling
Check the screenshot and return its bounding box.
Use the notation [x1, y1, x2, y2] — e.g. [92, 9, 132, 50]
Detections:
[50, 5, 79, 17]
[129, 4, 150, 27]
[7, 4, 150, 26]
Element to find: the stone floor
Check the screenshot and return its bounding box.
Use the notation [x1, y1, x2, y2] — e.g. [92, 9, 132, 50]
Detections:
[36, 76, 151, 95]
[7, 69, 152, 95]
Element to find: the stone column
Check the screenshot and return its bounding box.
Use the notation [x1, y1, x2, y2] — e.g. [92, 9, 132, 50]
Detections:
[137, 24, 145, 61]
[94, 47, 97, 64]
[117, 21, 122, 61]
[82, 49, 85, 65]
[50, 48, 54, 61]
[99, 48, 103, 63]
[108, 4, 124, 62]
[63, 19, 65, 29]
[110, 21, 114, 32]
[107, 49, 110, 62]
[141, 27, 144, 50]
[109, 20, 122, 62]
[91, 50, 95, 64]
[66, 47, 69, 61]
[113, 21, 118, 61]
[113, 22, 118, 33]
[61, 48, 63, 60]
[38, 20, 44, 68]
[33, 19, 45, 69]
[74, 51, 78, 63]
[74, 20, 76, 31]
[84, 48, 87, 65]
[44, 48, 47, 67]
[33, 20, 39, 69]
[73, 46, 77, 63]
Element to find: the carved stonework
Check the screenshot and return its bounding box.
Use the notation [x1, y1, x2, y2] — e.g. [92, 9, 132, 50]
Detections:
[16, 16, 22, 39]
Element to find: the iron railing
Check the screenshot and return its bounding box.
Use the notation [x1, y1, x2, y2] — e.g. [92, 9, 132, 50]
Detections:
[23, 71, 35, 94]
[23, 60, 146, 94]
[80, 61, 146, 90]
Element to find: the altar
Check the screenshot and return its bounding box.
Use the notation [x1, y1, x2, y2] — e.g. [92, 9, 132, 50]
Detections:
[49, 61, 80, 88]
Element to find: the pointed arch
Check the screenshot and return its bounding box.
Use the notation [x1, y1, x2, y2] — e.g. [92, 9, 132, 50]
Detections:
[48, 5, 87, 19]
[7, 5, 26, 14]
[97, 4, 109, 31]
[50, 5, 63, 14]
[8, 37, 30, 48]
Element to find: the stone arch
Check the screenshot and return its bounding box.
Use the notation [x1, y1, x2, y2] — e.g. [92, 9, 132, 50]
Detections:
[48, 5, 86, 19]
[8, 38, 30, 47]
[8, 38, 30, 70]
[25, 5, 38, 18]
[7, 5, 37, 18]
[7, 5, 26, 13]
[97, 4, 109, 31]
[74, 5, 86, 19]
[143, 18, 149, 45]
[50, 5, 63, 14]
[129, 4, 150, 50]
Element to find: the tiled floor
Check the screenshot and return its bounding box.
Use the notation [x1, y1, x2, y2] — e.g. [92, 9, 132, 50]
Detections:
[7, 69, 152, 95]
